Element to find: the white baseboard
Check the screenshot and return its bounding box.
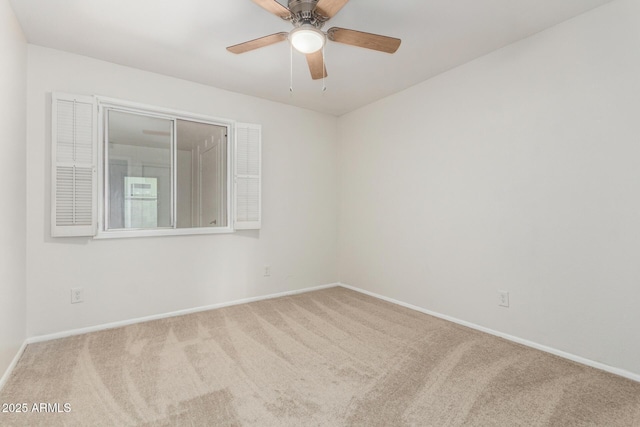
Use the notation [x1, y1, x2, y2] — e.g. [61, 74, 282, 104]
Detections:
[0, 340, 28, 392]
[339, 283, 640, 384]
[27, 283, 339, 345]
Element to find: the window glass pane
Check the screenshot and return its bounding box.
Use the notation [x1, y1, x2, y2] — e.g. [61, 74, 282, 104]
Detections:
[107, 110, 172, 229]
[176, 120, 228, 228]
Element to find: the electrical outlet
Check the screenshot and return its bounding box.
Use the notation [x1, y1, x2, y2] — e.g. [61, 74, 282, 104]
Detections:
[71, 287, 84, 304]
[498, 290, 509, 308]
[263, 265, 271, 277]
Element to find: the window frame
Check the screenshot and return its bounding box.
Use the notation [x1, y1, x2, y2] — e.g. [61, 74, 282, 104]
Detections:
[95, 97, 235, 239]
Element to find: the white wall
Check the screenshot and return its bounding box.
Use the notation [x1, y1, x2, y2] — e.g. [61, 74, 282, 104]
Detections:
[26, 45, 339, 336]
[0, 0, 26, 376]
[338, 0, 640, 376]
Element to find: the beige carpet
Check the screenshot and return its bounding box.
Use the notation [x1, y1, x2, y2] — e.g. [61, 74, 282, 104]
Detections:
[1, 287, 639, 426]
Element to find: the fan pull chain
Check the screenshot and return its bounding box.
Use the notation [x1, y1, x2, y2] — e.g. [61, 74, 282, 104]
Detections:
[289, 42, 294, 95]
[322, 44, 327, 93]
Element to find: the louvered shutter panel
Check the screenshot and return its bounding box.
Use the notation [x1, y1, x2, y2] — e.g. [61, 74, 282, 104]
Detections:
[234, 123, 261, 230]
[51, 93, 97, 237]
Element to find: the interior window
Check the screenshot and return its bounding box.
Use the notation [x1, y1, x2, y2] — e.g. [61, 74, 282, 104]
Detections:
[105, 110, 229, 232]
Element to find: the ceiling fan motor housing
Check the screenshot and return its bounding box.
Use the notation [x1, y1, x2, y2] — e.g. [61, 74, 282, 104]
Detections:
[287, 0, 328, 28]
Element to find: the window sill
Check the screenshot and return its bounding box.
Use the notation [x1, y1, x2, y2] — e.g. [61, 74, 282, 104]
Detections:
[93, 226, 234, 240]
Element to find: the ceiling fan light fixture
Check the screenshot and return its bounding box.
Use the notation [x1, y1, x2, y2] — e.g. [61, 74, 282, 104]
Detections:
[290, 25, 325, 54]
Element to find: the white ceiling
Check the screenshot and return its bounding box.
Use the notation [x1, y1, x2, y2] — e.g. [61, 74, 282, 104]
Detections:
[11, 0, 614, 116]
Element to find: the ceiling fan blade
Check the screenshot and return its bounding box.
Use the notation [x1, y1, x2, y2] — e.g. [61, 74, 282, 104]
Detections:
[251, 0, 292, 19]
[315, 0, 349, 19]
[227, 32, 289, 54]
[327, 27, 401, 54]
[306, 51, 328, 80]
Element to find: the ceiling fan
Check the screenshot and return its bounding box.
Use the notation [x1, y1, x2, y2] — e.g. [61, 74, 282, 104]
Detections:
[227, 0, 401, 80]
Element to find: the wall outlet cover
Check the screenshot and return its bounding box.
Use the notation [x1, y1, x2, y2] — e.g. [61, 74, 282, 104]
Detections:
[71, 287, 84, 304]
[498, 290, 509, 308]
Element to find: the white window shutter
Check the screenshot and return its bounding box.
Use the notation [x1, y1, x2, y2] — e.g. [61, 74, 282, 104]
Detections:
[234, 123, 261, 230]
[51, 93, 97, 237]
